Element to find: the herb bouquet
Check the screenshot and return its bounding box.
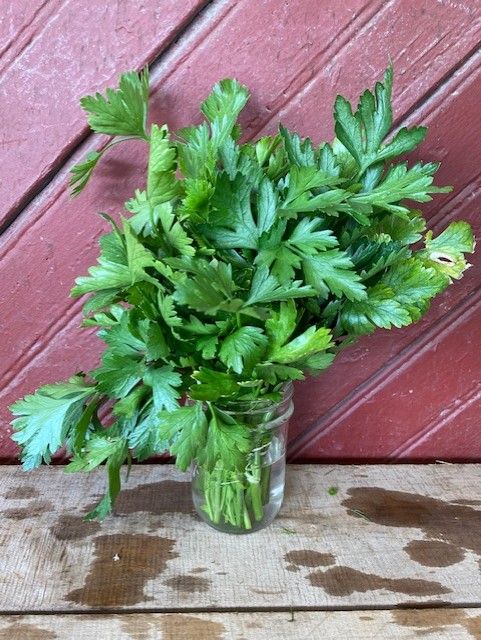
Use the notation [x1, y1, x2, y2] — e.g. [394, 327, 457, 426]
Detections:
[10, 67, 474, 533]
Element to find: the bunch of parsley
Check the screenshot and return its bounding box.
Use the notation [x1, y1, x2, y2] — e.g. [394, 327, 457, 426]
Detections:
[10, 67, 474, 521]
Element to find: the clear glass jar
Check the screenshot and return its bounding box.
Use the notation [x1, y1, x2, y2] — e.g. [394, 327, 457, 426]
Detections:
[191, 383, 294, 534]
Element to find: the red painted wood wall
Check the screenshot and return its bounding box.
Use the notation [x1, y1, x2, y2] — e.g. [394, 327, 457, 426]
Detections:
[2, 1, 481, 462]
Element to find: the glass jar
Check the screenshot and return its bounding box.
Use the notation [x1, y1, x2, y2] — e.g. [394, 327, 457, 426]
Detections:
[191, 383, 294, 534]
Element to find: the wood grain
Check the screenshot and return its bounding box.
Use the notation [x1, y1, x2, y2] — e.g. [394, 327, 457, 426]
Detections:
[1, 465, 481, 613]
[1, 609, 481, 639]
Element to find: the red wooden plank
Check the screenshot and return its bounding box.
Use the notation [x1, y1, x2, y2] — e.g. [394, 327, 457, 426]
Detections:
[399, 385, 481, 460]
[291, 291, 481, 461]
[2, 0, 481, 460]
[255, 1, 481, 143]
[0, 0, 209, 230]
[288, 51, 481, 459]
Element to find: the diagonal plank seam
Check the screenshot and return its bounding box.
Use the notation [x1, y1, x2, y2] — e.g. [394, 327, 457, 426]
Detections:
[244, 0, 388, 138]
[398, 39, 481, 132]
[391, 381, 481, 458]
[0, 297, 87, 394]
[430, 172, 481, 232]
[1, 603, 481, 616]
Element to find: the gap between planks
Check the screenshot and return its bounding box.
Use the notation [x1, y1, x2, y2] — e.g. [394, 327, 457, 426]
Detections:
[2, 609, 481, 640]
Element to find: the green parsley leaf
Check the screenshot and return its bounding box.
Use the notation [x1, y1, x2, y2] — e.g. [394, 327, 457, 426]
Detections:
[219, 326, 268, 374]
[303, 251, 366, 301]
[189, 368, 240, 401]
[279, 124, 315, 166]
[70, 151, 102, 197]
[10, 375, 95, 469]
[72, 220, 158, 296]
[80, 69, 149, 138]
[143, 366, 182, 412]
[201, 78, 250, 148]
[422, 221, 475, 280]
[350, 162, 451, 215]
[246, 266, 315, 306]
[268, 325, 333, 364]
[200, 406, 251, 471]
[158, 403, 208, 471]
[173, 258, 239, 314]
[147, 123, 178, 205]
[341, 283, 411, 335]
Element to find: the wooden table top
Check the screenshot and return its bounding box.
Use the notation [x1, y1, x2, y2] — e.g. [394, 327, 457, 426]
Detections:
[1, 464, 480, 638]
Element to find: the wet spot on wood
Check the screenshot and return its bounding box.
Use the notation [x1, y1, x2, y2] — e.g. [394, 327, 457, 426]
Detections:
[115, 481, 193, 516]
[343, 488, 481, 556]
[164, 575, 211, 593]
[284, 549, 335, 568]
[308, 566, 450, 597]
[49, 515, 101, 541]
[161, 614, 224, 640]
[66, 534, 178, 606]
[119, 614, 156, 639]
[3, 500, 53, 520]
[404, 539, 465, 567]
[4, 486, 39, 500]
[393, 609, 481, 638]
[0, 623, 57, 639]
[286, 564, 300, 572]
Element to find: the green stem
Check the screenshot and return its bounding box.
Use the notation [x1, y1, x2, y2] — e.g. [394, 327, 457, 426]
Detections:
[261, 463, 271, 503]
[250, 449, 264, 522]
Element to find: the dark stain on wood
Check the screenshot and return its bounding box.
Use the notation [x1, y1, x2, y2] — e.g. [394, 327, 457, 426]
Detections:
[308, 566, 451, 597]
[284, 549, 335, 568]
[393, 608, 481, 639]
[161, 614, 224, 640]
[115, 481, 193, 516]
[3, 500, 53, 520]
[191, 567, 208, 573]
[4, 486, 40, 500]
[66, 533, 178, 606]
[49, 514, 101, 541]
[119, 614, 156, 639]
[286, 564, 301, 572]
[343, 488, 481, 556]
[164, 575, 211, 593]
[404, 539, 465, 567]
[0, 623, 57, 639]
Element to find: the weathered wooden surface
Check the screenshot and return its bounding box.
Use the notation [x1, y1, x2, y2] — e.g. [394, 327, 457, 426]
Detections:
[2, 1, 481, 462]
[2, 465, 481, 615]
[2, 609, 481, 639]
